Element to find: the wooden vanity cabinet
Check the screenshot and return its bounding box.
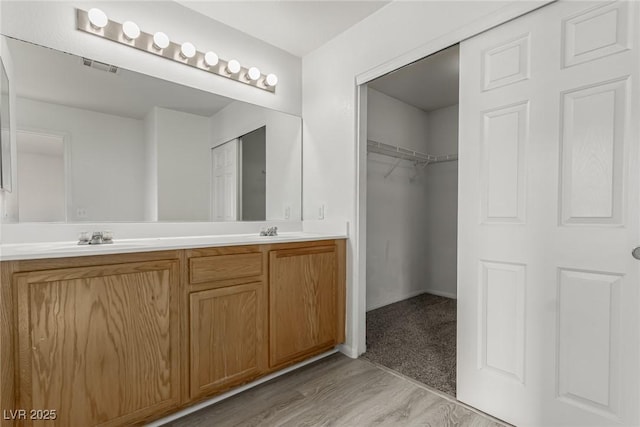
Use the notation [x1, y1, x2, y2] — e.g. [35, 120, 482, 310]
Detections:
[7, 252, 182, 427]
[268, 240, 346, 368]
[186, 246, 268, 400]
[0, 239, 345, 426]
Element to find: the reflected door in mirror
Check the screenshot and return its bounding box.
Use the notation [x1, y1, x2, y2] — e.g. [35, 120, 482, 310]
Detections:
[211, 140, 238, 221]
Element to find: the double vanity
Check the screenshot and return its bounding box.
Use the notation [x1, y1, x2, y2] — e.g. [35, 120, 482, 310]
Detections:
[0, 14, 344, 426]
[0, 233, 346, 426]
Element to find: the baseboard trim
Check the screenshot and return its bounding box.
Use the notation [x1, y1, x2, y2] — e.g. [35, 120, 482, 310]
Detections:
[149, 348, 339, 426]
[366, 288, 457, 311]
[423, 289, 457, 300]
[338, 343, 358, 359]
[366, 289, 426, 311]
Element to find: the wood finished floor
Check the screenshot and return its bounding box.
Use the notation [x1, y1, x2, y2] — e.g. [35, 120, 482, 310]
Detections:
[168, 354, 505, 426]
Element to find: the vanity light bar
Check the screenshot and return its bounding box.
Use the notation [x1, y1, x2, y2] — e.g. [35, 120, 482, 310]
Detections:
[76, 8, 278, 93]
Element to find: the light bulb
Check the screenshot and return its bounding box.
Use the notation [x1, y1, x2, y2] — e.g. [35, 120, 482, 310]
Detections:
[247, 67, 261, 81]
[180, 42, 196, 59]
[204, 51, 219, 67]
[153, 32, 170, 50]
[122, 21, 140, 40]
[88, 8, 108, 29]
[226, 59, 241, 74]
[265, 73, 278, 87]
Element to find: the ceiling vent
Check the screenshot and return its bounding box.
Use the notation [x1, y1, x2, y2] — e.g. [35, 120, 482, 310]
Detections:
[82, 57, 119, 74]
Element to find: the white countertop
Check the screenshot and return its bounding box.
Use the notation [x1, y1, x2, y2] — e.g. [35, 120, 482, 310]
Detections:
[0, 232, 348, 261]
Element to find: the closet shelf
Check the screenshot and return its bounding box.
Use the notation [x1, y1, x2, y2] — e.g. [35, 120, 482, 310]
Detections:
[367, 140, 458, 164]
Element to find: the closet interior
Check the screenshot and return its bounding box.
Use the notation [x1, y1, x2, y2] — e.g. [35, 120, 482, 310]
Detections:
[363, 44, 459, 397]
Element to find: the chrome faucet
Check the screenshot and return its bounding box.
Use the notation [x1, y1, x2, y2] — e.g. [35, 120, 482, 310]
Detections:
[90, 232, 104, 245]
[260, 226, 278, 237]
[78, 231, 114, 245]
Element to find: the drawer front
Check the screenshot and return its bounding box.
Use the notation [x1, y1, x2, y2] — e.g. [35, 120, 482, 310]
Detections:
[189, 282, 267, 398]
[190, 252, 263, 284]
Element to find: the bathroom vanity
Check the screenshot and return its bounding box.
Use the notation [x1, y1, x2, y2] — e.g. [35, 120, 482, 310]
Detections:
[0, 235, 346, 426]
[0, 23, 343, 427]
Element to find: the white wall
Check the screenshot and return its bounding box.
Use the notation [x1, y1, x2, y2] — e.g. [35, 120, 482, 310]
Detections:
[302, 1, 545, 356]
[367, 88, 430, 152]
[210, 101, 302, 221]
[144, 109, 158, 221]
[154, 107, 210, 221]
[366, 88, 431, 310]
[424, 104, 458, 298]
[16, 98, 146, 222]
[1, 1, 301, 116]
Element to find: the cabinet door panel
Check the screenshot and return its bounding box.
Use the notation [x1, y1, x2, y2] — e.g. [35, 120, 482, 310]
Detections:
[269, 245, 338, 368]
[189, 282, 266, 398]
[15, 260, 180, 427]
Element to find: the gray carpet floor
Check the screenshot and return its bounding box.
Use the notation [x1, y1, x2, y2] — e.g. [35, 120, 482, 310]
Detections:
[361, 293, 457, 397]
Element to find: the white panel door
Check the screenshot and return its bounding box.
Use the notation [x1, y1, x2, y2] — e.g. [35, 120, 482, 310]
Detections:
[458, 1, 640, 426]
[211, 140, 238, 221]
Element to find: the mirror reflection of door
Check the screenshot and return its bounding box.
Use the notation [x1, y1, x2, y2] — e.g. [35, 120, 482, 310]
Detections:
[17, 130, 66, 222]
[211, 126, 266, 222]
[211, 139, 239, 221]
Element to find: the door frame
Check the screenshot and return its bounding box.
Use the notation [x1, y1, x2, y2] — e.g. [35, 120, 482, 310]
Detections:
[352, 1, 554, 357]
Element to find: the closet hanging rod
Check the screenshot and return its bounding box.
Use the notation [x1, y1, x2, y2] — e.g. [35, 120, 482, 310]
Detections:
[367, 139, 458, 164]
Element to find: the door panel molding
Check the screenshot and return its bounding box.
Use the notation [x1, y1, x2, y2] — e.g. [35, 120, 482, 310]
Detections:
[556, 268, 622, 420]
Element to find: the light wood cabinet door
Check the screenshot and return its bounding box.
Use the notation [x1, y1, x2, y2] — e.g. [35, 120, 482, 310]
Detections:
[269, 245, 340, 368]
[189, 282, 266, 398]
[15, 260, 181, 427]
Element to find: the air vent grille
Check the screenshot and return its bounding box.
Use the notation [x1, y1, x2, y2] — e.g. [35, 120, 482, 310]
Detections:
[82, 58, 119, 74]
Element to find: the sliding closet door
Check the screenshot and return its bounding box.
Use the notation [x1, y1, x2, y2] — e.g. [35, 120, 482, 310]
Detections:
[458, 1, 640, 426]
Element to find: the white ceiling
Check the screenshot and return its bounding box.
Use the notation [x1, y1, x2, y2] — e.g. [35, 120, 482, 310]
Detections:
[176, 1, 390, 57]
[368, 44, 459, 112]
[7, 38, 233, 120]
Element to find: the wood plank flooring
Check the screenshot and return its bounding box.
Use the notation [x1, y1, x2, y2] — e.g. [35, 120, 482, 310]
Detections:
[168, 354, 505, 426]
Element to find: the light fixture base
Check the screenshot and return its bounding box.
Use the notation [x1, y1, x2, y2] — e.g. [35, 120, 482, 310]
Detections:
[76, 9, 276, 93]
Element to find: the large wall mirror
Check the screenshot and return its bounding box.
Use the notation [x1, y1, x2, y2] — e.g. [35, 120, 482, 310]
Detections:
[4, 36, 301, 223]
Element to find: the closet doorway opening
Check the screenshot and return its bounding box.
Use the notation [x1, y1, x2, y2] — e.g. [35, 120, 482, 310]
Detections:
[362, 44, 459, 397]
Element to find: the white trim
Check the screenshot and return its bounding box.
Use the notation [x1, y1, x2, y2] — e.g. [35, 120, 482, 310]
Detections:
[355, 1, 554, 85]
[149, 349, 339, 426]
[423, 289, 457, 300]
[354, 84, 368, 357]
[366, 289, 427, 312]
[353, 0, 553, 364]
[237, 137, 243, 220]
[337, 343, 358, 359]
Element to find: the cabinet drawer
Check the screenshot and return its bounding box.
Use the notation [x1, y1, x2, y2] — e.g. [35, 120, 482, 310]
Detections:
[190, 252, 263, 284]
